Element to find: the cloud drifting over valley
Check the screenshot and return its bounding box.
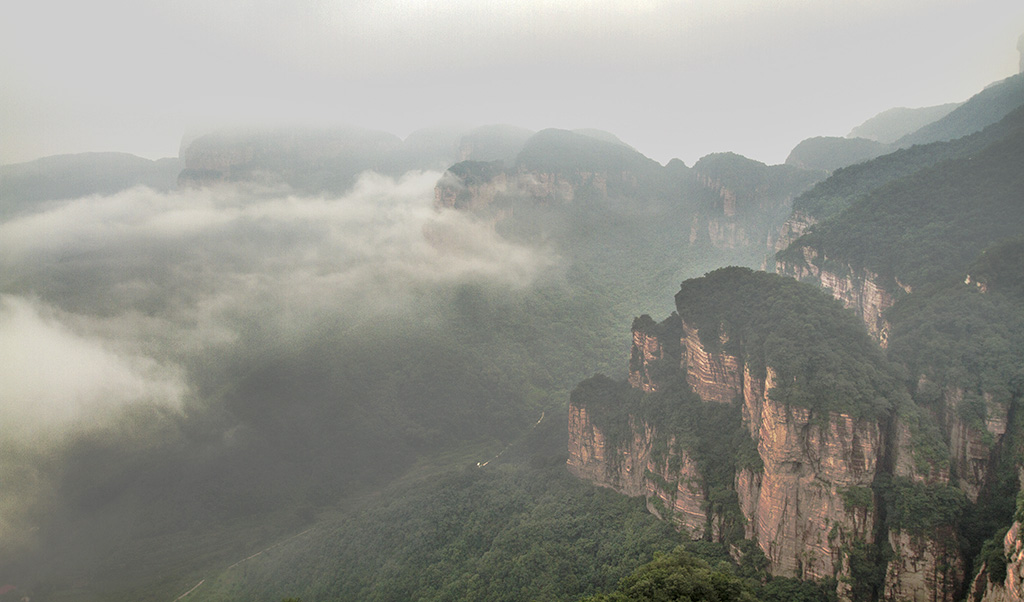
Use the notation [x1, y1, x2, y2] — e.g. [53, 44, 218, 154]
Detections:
[0, 171, 553, 441]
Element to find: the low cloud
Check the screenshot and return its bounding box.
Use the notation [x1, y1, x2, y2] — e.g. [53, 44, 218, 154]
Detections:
[0, 295, 186, 440]
[0, 170, 554, 436]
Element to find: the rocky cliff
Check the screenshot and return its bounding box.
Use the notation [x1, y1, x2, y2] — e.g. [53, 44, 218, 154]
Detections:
[566, 267, 1024, 602]
[569, 269, 901, 597]
[945, 387, 1010, 502]
[972, 521, 1024, 602]
[737, 365, 880, 583]
[566, 404, 709, 538]
[434, 159, 648, 210]
[687, 155, 824, 253]
[884, 527, 964, 602]
[775, 250, 906, 347]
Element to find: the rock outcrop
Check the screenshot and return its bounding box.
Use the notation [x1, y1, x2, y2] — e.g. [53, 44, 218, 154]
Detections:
[972, 521, 1024, 602]
[737, 365, 880, 581]
[628, 316, 673, 393]
[566, 267, 1020, 602]
[776, 251, 905, 346]
[571, 276, 888, 591]
[773, 211, 817, 254]
[687, 155, 824, 253]
[682, 322, 742, 404]
[945, 388, 1010, 502]
[566, 405, 709, 538]
[885, 527, 964, 602]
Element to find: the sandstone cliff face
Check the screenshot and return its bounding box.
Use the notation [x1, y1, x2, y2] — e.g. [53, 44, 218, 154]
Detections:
[568, 269, 1014, 602]
[574, 311, 889, 590]
[885, 527, 964, 602]
[689, 215, 754, 250]
[695, 174, 740, 218]
[737, 365, 880, 581]
[776, 251, 904, 347]
[682, 318, 882, 583]
[973, 521, 1024, 602]
[682, 323, 742, 404]
[688, 172, 798, 252]
[774, 211, 817, 254]
[566, 405, 709, 537]
[629, 328, 665, 393]
[892, 417, 950, 485]
[945, 388, 1010, 502]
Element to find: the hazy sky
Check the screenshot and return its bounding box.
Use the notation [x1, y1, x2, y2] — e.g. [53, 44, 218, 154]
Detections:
[2, 0, 1023, 166]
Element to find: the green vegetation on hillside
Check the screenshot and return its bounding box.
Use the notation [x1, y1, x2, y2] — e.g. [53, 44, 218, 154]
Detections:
[189, 446, 684, 602]
[577, 545, 838, 602]
[788, 105, 1024, 222]
[781, 106, 1024, 287]
[675, 267, 906, 419]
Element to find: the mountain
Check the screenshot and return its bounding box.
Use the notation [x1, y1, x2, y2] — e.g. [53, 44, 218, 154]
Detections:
[436, 134, 825, 267]
[569, 268, 925, 601]
[457, 124, 535, 165]
[774, 104, 1024, 265]
[895, 73, 1024, 147]
[566, 72, 1024, 602]
[177, 124, 532, 192]
[848, 103, 961, 144]
[781, 73, 1023, 175]
[6, 52, 1024, 602]
[776, 104, 1024, 343]
[784, 136, 890, 172]
[0, 152, 181, 218]
[177, 126, 407, 191]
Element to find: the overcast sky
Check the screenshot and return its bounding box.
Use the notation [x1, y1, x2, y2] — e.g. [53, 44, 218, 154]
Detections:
[2, 0, 1022, 166]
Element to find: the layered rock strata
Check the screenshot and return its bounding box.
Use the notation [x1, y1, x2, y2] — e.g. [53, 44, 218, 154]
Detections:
[738, 367, 880, 581]
[566, 406, 709, 538]
[573, 309, 885, 590]
[776, 251, 903, 346]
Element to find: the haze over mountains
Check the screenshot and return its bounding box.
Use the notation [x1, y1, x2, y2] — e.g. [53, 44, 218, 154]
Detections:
[2, 31, 1024, 602]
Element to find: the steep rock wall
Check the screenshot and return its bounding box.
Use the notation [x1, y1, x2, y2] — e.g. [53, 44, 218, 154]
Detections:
[945, 387, 1010, 502]
[884, 528, 964, 602]
[774, 211, 817, 254]
[681, 320, 880, 583]
[566, 405, 709, 537]
[689, 172, 799, 252]
[682, 323, 742, 404]
[629, 328, 665, 393]
[972, 521, 1024, 602]
[738, 366, 880, 581]
[776, 252, 904, 347]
